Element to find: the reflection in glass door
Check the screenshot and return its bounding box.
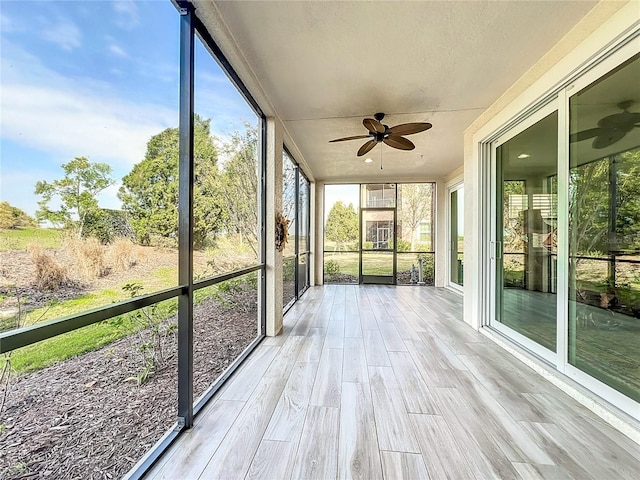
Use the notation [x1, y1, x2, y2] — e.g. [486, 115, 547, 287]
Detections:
[568, 52, 640, 403]
[494, 110, 558, 354]
[449, 185, 464, 288]
[360, 209, 396, 284]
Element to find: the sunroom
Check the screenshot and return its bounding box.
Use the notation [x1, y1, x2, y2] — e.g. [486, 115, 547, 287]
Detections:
[0, 1, 639, 479]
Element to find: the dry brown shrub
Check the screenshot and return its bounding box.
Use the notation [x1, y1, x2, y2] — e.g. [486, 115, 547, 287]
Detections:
[28, 244, 68, 291]
[106, 237, 139, 272]
[65, 236, 106, 279]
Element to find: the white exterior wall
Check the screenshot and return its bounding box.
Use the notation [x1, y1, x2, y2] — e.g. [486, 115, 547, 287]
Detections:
[463, 0, 638, 330]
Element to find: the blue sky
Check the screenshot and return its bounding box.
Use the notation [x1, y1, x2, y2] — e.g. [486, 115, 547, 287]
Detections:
[0, 0, 257, 219]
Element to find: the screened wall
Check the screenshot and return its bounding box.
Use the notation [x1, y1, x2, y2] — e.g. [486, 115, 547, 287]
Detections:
[0, 3, 266, 478]
[282, 149, 310, 312]
[323, 183, 435, 285]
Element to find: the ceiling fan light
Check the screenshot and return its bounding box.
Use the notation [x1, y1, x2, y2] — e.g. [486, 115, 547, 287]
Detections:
[517, 153, 530, 159]
[364, 158, 373, 163]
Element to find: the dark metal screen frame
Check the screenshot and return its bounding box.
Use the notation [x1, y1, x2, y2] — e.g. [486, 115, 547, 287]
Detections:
[283, 147, 311, 314]
[1, 2, 268, 479]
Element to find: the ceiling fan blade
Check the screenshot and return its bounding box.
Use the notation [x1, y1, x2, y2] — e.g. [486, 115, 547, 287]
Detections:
[570, 127, 605, 143]
[329, 134, 372, 143]
[597, 111, 640, 129]
[592, 130, 627, 149]
[387, 122, 432, 136]
[363, 118, 385, 134]
[357, 139, 379, 156]
[383, 135, 415, 151]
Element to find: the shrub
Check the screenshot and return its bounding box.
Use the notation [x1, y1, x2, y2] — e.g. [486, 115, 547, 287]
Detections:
[28, 245, 68, 291]
[65, 236, 106, 279]
[325, 259, 341, 276]
[416, 253, 435, 284]
[396, 239, 411, 252]
[106, 237, 139, 272]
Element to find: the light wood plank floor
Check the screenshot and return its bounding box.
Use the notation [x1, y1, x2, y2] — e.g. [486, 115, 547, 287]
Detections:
[146, 285, 640, 480]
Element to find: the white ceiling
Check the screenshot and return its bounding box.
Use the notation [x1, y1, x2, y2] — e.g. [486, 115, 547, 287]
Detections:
[194, 0, 598, 182]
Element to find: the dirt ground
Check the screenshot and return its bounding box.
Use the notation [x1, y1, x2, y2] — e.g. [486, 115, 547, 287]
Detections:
[0, 246, 210, 318]
[0, 296, 258, 479]
[0, 246, 259, 479]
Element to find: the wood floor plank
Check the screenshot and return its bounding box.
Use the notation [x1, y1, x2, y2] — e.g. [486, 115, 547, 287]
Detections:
[378, 322, 408, 352]
[369, 366, 420, 453]
[290, 311, 314, 337]
[363, 329, 392, 366]
[456, 354, 548, 423]
[339, 382, 383, 480]
[388, 351, 440, 414]
[391, 313, 423, 340]
[517, 421, 600, 480]
[360, 308, 379, 330]
[218, 345, 280, 402]
[199, 377, 287, 479]
[291, 406, 340, 480]
[523, 392, 640, 462]
[309, 346, 343, 407]
[343, 336, 369, 383]
[148, 400, 244, 480]
[430, 387, 523, 480]
[511, 462, 565, 480]
[297, 327, 326, 363]
[344, 296, 363, 338]
[380, 451, 429, 480]
[147, 285, 640, 480]
[417, 330, 468, 371]
[246, 440, 295, 480]
[325, 319, 345, 349]
[405, 339, 456, 387]
[264, 335, 305, 379]
[410, 413, 477, 480]
[450, 370, 554, 465]
[264, 361, 319, 442]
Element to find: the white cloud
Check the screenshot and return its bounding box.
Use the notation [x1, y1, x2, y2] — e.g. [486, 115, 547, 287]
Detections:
[108, 44, 129, 58]
[0, 43, 177, 171]
[0, 12, 24, 33]
[41, 18, 82, 51]
[113, 0, 139, 30]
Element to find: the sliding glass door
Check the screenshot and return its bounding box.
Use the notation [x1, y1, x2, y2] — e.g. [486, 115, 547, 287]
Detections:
[493, 109, 558, 357]
[568, 53, 640, 403]
[448, 184, 464, 289]
[488, 48, 640, 415]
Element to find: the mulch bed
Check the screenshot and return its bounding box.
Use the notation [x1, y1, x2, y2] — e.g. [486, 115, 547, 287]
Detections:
[0, 296, 258, 479]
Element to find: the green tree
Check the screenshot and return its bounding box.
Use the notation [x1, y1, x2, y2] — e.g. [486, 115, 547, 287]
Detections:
[34, 156, 114, 236]
[119, 115, 224, 249]
[325, 201, 358, 251]
[399, 183, 432, 251]
[220, 126, 260, 256]
[0, 202, 37, 229]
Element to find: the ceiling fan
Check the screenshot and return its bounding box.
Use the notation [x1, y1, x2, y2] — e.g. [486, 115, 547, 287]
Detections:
[570, 100, 640, 149]
[329, 112, 432, 156]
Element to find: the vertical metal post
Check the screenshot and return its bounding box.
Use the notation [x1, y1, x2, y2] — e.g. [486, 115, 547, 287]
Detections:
[608, 156, 618, 293]
[260, 119, 267, 335]
[177, 2, 194, 429]
[294, 165, 300, 299]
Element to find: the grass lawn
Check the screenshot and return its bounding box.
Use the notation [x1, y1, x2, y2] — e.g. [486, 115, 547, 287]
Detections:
[0, 227, 63, 251]
[6, 298, 178, 373]
[324, 251, 435, 279]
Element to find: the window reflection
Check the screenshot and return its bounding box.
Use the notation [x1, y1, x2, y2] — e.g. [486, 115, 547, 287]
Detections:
[569, 53, 640, 402]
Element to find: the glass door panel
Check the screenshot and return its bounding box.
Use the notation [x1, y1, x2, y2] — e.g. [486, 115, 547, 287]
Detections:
[361, 208, 395, 284]
[495, 111, 558, 353]
[568, 52, 640, 402]
[450, 186, 464, 287]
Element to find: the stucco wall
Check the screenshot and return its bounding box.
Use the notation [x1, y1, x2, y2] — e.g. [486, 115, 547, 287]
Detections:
[462, 0, 638, 329]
